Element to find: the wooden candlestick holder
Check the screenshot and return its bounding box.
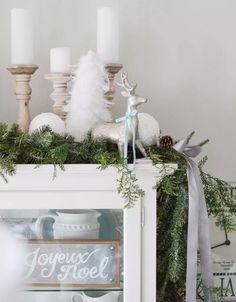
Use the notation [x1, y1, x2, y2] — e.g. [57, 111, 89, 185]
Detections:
[7, 64, 38, 133]
[45, 73, 71, 120]
[105, 63, 123, 106]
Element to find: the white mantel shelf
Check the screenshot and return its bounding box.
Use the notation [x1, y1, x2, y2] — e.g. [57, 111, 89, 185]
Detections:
[0, 162, 177, 192]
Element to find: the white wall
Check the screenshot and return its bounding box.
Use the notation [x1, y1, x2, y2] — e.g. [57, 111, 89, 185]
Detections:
[0, 0, 235, 181]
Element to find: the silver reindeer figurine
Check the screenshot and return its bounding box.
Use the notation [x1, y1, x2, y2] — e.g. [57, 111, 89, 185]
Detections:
[91, 72, 148, 157]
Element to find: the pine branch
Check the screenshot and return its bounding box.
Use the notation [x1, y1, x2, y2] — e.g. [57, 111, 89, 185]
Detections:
[117, 168, 145, 208]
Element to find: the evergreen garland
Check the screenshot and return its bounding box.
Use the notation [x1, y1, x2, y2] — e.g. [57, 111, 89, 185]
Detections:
[0, 123, 235, 301]
[0, 123, 122, 179]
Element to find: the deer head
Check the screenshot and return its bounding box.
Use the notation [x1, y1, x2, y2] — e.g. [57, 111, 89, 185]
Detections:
[116, 72, 147, 109]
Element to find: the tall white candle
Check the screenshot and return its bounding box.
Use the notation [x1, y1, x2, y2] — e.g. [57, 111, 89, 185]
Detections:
[97, 7, 119, 63]
[50, 47, 71, 73]
[11, 8, 34, 65]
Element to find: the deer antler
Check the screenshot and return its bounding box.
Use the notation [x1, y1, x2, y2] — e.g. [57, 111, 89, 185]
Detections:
[116, 72, 137, 93]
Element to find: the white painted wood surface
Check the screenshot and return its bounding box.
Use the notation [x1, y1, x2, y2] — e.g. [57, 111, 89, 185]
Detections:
[0, 163, 176, 302]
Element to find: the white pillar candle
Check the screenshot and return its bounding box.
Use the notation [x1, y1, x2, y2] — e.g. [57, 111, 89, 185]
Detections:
[11, 8, 34, 65]
[97, 7, 119, 63]
[50, 47, 71, 73]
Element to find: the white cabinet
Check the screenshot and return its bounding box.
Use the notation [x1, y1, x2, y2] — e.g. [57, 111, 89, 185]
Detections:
[0, 163, 162, 302]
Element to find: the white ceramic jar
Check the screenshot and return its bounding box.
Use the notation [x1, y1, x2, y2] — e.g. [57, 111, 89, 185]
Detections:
[35, 210, 101, 239]
[72, 292, 121, 302]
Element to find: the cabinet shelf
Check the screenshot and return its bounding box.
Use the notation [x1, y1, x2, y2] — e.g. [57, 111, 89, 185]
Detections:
[26, 288, 123, 292]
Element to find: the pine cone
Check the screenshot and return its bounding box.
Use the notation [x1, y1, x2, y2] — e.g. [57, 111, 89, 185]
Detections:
[159, 135, 174, 149]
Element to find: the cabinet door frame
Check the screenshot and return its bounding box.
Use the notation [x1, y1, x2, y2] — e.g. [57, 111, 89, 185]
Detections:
[0, 163, 175, 302]
[0, 165, 143, 302]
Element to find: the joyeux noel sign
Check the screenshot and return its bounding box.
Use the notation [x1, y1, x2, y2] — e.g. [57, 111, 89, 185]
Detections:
[24, 240, 120, 289]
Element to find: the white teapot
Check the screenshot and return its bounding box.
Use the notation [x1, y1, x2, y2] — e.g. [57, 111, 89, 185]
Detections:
[72, 292, 121, 302]
[35, 210, 101, 240]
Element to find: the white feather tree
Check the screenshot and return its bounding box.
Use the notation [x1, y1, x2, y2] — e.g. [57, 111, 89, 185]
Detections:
[65, 51, 112, 142]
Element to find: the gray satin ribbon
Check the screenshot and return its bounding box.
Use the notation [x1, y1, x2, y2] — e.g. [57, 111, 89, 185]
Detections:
[174, 140, 214, 302]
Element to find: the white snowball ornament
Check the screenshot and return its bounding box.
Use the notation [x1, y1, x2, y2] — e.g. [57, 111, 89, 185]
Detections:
[29, 113, 66, 135]
[138, 113, 160, 147]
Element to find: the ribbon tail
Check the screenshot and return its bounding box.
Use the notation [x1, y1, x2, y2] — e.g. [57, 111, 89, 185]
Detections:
[131, 120, 136, 170]
[185, 159, 214, 302]
[124, 117, 129, 168]
[174, 142, 214, 301]
[117, 110, 138, 170]
[185, 160, 200, 302]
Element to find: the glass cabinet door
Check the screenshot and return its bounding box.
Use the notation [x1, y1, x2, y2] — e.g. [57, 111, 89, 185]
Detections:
[0, 190, 138, 302]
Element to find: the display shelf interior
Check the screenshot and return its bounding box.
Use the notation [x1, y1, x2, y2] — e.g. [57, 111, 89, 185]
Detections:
[27, 289, 123, 292]
[0, 208, 123, 300]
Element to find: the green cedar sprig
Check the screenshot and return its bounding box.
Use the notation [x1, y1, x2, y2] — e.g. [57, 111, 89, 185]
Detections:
[199, 156, 236, 232]
[117, 168, 145, 208]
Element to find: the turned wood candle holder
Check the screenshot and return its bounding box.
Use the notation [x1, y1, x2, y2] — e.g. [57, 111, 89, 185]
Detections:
[7, 64, 39, 133]
[45, 73, 72, 120]
[105, 63, 123, 106]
